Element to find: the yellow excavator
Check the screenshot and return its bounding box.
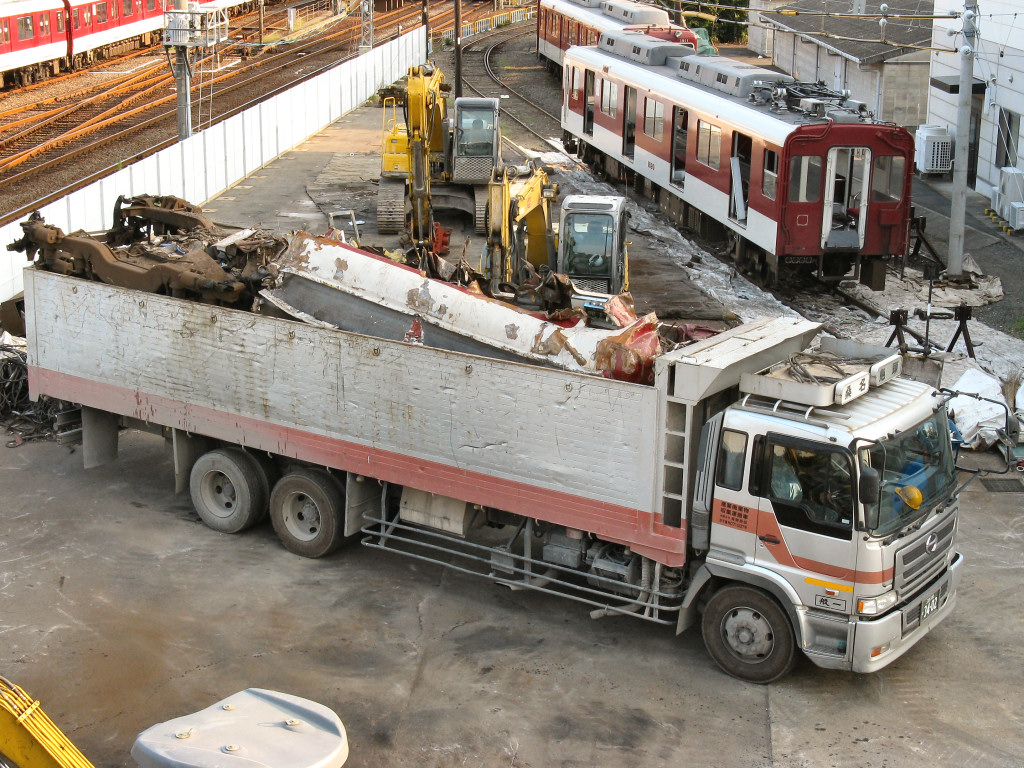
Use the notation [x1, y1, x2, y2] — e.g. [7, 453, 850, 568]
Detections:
[483, 161, 630, 299]
[1, 676, 349, 768]
[378, 64, 500, 240]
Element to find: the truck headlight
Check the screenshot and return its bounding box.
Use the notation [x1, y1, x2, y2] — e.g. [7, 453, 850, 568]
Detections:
[857, 591, 897, 616]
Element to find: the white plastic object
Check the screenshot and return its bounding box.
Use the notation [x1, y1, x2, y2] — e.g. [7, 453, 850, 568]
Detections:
[132, 689, 348, 768]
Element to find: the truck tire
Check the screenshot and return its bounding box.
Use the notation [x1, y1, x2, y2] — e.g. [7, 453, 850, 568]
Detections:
[701, 585, 796, 684]
[269, 469, 345, 558]
[190, 448, 268, 534]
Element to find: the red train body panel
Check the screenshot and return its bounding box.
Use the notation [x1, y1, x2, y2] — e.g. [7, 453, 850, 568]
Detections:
[0, 0, 250, 87]
[558, 30, 914, 286]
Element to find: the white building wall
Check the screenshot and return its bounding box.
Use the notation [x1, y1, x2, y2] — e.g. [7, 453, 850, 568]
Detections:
[928, 0, 1024, 198]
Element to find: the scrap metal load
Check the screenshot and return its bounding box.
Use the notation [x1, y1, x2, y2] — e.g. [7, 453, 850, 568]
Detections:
[9, 196, 661, 384]
[8, 195, 287, 305]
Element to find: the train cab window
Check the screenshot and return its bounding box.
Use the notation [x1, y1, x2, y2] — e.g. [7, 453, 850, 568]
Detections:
[763, 150, 779, 200]
[788, 155, 822, 202]
[17, 15, 34, 40]
[643, 98, 664, 141]
[871, 155, 906, 203]
[123, 0, 132, 16]
[96, 3, 108, 23]
[600, 81, 617, 117]
[696, 120, 721, 171]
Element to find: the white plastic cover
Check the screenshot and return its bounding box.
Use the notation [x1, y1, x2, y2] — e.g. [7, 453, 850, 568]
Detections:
[947, 369, 1008, 450]
[131, 689, 348, 768]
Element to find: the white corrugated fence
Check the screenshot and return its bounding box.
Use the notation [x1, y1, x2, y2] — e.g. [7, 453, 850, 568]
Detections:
[0, 30, 426, 303]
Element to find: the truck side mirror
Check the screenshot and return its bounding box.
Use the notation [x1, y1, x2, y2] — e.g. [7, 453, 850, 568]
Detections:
[859, 467, 880, 528]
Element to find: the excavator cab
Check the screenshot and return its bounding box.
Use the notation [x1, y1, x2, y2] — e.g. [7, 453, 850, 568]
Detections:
[450, 98, 500, 184]
[557, 195, 629, 295]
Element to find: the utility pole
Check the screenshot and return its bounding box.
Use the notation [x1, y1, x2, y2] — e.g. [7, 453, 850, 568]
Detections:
[422, 0, 429, 59]
[948, 1, 979, 279]
[170, 0, 192, 140]
[163, 2, 228, 141]
[360, 0, 373, 52]
[454, 0, 463, 98]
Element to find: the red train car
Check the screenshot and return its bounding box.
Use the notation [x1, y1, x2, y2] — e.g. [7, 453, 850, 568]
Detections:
[0, 0, 250, 88]
[537, 0, 704, 70]
[561, 30, 914, 287]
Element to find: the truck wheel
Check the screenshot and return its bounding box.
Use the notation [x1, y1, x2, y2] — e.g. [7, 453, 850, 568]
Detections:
[701, 585, 796, 684]
[269, 469, 344, 558]
[190, 448, 268, 534]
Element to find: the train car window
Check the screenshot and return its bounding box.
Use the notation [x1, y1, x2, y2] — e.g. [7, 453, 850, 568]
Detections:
[148, 0, 157, 9]
[17, 16, 34, 40]
[643, 98, 664, 141]
[871, 155, 906, 203]
[696, 121, 721, 170]
[788, 155, 822, 202]
[570, 66, 581, 100]
[763, 150, 779, 200]
[41, 14, 50, 36]
[671, 107, 688, 183]
[2, 20, 9, 44]
[84, 7, 91, 24]
[96, 3, 108, 23]
[123, 0, 132, 16]
[600, 80, 617, 117]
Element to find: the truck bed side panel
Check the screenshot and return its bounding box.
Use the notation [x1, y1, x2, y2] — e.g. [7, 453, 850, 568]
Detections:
[25, 270, 685, 560]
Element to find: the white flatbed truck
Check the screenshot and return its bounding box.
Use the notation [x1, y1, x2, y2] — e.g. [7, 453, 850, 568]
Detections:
[22, 256, 963, 682]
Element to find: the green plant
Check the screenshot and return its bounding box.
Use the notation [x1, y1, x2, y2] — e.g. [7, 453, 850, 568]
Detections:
[1013, 316, 1024, 340]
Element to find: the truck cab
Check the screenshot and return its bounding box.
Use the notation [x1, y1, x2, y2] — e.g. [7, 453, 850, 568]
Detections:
[683, 335, 963, 680]
[557, 195, 629, 294]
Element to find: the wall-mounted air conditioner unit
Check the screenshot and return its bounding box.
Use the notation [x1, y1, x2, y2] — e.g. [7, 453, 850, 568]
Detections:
[914, 125, 953, 174]
[998, 166, 1024, 222]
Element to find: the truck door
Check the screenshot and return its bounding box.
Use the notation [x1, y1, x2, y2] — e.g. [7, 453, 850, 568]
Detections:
[752, 435, 859, 613]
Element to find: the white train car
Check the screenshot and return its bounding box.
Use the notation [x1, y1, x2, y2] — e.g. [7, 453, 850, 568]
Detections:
[537, 0, 701, 69]
[561, 30, 915, 287]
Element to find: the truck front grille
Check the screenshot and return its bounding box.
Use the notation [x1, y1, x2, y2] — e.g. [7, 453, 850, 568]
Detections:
[895, 514, 956, 597]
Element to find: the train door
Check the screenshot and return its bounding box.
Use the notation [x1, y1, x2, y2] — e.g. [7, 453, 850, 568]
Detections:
[821, 146, 868, 250]
[729, 131, 752, 224]
[584, 70, 595, 137]
[623, 86, 637, 160]
[671, 107, 687, 187]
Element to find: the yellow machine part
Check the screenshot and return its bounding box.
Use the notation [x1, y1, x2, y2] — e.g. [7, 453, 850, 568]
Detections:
[485, 164, 558, 283]
[380, 98, 411, 176]
[0, 676, 96, 768]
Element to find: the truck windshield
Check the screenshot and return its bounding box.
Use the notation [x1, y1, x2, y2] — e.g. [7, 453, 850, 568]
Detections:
[562, 212, 614, 276]
[860, 409, 957, 537]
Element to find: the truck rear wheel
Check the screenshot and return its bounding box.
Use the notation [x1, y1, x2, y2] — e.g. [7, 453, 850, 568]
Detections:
[190, 448, 268, 533]
[269, 469, 345, 558]
[701, 585, 796, 683]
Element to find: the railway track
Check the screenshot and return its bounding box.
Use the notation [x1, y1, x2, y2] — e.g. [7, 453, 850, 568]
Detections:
[0, 0, 497, 221]
[461, 25, 562, 146]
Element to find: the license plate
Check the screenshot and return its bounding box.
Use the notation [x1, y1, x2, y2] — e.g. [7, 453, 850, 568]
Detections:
[920, 591, 940, 621]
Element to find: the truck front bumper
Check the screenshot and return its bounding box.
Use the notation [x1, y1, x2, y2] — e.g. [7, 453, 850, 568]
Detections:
[850, 551, 964, 673]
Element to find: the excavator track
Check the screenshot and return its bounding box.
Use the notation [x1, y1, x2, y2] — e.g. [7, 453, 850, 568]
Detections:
[377, 178, 407, 234]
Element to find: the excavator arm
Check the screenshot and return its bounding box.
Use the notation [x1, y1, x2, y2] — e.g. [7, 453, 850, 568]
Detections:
[0, 676, 95, 768]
